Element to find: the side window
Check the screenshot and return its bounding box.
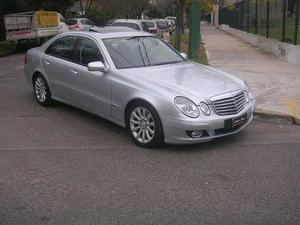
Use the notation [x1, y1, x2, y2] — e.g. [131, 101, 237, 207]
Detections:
[81, 19, 93, 25]
[46, 36, 77, 62]
[141, 22, 148, 31]
[78, 37, 103, 66]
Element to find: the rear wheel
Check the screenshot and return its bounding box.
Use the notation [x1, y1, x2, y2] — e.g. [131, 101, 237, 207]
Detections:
[33, 74, 52, 106]
[126, 101, 164, 148]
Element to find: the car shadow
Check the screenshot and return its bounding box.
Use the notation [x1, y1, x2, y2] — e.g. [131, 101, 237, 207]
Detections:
[33, 96, 249, 153]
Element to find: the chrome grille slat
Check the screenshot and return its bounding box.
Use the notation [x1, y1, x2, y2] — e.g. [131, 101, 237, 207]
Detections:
[236, 100, 245, 108]
[214, 100, 235, 106]
[213, 98, 235, 103]
[214, 102, 236, 107]
[211, 91, 246, 116]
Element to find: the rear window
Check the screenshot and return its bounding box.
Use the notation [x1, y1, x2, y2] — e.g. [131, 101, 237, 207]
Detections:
[46, 36, 78, 62]
[112, 22, 140, 31]
[67, 20, 77, 25]
[81, 19, 93, 25]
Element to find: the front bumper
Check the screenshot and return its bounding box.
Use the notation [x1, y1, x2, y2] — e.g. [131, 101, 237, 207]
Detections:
[162, 101, 255, 144]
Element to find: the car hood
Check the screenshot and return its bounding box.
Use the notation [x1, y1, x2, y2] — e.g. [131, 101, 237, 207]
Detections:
[121, 61, 245, 102]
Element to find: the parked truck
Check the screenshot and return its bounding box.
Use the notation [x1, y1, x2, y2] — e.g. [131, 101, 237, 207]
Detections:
[4, 11, 68, 47]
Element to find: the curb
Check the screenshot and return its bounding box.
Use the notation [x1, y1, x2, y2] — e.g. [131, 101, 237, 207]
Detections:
[254, 109, 299, 125]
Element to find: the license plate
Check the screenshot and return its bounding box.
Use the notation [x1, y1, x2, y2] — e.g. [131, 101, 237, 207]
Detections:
[232, 114, 247, 128]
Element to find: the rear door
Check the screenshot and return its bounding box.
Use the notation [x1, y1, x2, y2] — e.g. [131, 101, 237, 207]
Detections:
[41, 35, 79, 103]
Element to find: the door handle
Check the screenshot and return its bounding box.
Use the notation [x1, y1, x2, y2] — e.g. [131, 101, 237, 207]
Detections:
[44, 61, 50, 65]
[70, 69, 78, 75]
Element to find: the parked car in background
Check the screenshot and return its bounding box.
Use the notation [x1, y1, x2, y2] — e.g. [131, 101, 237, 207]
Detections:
[24, 31, 255, 148]
[154, 19, 170, 41]
[165, 16, 176, 32]
[4, 11, 61, 46]
[141, 20, 158, 36]
[165, 16, 176, 23]
[58, 13, 69, 32]
[68, 18, 94, 31]
[111, 19, 149, 32]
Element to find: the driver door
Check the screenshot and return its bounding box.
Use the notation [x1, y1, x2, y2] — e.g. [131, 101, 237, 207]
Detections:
[68, 36, 111, 118]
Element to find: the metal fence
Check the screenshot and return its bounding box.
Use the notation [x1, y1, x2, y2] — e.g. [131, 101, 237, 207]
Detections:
[216, 0, 300, 45]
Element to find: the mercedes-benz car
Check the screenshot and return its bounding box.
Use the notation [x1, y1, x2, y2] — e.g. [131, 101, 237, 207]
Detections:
[24, 31, 255, 147]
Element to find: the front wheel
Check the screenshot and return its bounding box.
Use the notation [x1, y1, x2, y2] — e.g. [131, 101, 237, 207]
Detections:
[126, 101, 164, 148]
[33, 74, 52, 106]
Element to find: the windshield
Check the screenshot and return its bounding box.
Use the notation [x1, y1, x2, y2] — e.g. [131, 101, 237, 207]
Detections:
[103, 36, 185, 69]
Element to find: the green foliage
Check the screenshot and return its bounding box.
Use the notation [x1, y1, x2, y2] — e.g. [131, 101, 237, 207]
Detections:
[86, 6, 108, 26]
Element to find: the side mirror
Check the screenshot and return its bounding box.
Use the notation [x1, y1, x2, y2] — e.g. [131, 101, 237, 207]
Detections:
[180, 52, 188, 60]
[87, 61, 106, 72]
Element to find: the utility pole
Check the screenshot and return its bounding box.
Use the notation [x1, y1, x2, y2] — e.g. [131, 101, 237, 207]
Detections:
[188, 0, 201, 60]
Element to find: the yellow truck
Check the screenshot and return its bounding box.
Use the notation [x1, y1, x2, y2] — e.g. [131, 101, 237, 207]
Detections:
[4, 11, 67, 45]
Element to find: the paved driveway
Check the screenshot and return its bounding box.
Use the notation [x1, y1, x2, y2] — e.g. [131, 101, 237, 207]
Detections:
[0, 53, 299, 225]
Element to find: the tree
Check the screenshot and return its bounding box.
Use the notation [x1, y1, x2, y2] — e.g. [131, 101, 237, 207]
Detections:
[79, 0, 95, 15]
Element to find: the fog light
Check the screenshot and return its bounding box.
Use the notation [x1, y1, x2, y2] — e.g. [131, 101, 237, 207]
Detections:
[191, 130, 203, 138]
[186, 130, 209, 138]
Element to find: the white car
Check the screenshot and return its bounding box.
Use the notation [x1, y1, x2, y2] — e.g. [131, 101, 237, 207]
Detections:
[24, 31, 255, 147]
[68, 18, 94, 31]
[111, 19, 150, 32]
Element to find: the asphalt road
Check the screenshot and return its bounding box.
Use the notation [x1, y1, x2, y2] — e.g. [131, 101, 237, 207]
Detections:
[0, 54, 300, 225]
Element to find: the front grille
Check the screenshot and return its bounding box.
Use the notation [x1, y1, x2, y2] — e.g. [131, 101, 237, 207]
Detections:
[211, 91, 246, 116]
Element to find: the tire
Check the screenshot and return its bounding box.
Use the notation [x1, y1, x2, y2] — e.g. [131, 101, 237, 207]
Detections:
[33, 74, 52, 106]
[126, 101, 164, 148]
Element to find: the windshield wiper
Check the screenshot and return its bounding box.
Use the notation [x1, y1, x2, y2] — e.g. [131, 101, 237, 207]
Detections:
[126, 36, 141, 40]
[151, 60, 183, 66]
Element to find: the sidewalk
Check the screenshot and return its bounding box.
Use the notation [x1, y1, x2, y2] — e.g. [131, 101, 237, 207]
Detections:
[201, 24, 300, 123]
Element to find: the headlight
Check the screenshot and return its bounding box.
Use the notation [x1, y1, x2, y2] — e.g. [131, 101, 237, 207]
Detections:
[244, 81, 254, 101]
[174, 97, 199, 118]
[199, 102, 211, 115]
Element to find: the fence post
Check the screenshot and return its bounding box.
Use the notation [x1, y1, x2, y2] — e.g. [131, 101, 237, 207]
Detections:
[241, 1, 244, 30]
[255, 0, 258, 34]
[282, 0, 287, 42]
[294, 0, 299, 45]
[266, 1, 270, 38]
[188, 2, 201, 60]
[234, 4, 237, 28]
[247, 0, 250, 32]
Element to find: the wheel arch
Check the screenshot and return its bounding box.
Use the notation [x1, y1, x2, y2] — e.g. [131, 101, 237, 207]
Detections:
[31, 70, 51, 89]
[31, 70, 52, 96]
[124, 98, 163, 128]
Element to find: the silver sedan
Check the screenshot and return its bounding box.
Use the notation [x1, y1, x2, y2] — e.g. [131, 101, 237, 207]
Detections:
[24, 31, 255, 147]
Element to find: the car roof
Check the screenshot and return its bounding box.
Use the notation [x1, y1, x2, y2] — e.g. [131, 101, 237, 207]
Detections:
[141, 20, 155, 23]
[62, 31, 154, 39]
[89, 26, 135, 33]
[112, 19, 141, 24]
[69, 18, 90, 21]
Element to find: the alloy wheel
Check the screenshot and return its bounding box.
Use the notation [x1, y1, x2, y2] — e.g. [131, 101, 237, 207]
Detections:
[129, 107, 156, 144]
[34, 77, 47, 103]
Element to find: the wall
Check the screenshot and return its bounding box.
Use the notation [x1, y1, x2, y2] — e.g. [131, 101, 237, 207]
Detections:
[219, 24, 300, 65]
